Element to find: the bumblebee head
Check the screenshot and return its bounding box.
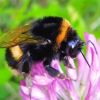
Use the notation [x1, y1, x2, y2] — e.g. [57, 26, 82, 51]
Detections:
[66, 28, 84, 58]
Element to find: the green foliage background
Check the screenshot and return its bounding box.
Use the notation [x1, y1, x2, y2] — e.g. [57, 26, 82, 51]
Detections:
[0, 0, 100, 99]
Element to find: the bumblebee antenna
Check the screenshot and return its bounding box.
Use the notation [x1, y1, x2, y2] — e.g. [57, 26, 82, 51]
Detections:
[80, 50, 91, 68]
[79, 40, 98, 68]
[86, 40, 98, 54]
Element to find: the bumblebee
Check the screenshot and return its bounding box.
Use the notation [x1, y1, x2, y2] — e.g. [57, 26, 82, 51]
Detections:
[0, 16, 86, 77]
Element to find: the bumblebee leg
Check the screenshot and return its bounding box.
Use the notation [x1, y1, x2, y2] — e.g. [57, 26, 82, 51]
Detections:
[17, 51, 33, 73]
[63, 56, 74, 68]
[27, 51, 33, 71]
[59, 46, 73, 68]
[17, 56, 29, 73]
[43, 59, 65, 79]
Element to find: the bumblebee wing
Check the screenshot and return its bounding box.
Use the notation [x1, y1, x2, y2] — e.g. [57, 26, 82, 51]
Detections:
[0, 24, 45, 48]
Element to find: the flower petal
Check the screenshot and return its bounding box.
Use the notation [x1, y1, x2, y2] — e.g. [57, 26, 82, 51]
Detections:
[32, 74, 54, 85]
[66, 57, 77, 80]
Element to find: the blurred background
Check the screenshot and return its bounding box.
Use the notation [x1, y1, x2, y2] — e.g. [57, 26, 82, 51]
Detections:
[0, 0, 100, 100]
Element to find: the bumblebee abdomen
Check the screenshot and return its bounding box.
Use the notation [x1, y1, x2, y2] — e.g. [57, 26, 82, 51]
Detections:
[6, 48, 18, 69]
[6, 45, 23, 69]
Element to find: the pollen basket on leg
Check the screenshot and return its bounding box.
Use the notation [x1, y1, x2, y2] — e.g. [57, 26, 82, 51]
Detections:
[10, 45, 23, 61]
[56, 19, 71, 45]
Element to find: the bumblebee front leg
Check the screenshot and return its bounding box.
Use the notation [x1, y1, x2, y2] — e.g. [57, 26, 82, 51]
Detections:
[62, 56, 74, 68]
[43, 59, 65, 79]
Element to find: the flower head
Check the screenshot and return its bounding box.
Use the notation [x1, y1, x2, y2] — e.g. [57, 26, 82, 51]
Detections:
[20, 33, 100, 100]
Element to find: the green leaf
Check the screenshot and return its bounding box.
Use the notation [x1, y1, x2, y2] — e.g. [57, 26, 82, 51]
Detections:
[0, 67, 12, 85]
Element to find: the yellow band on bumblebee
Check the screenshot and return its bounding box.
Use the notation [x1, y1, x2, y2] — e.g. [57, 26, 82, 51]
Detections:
[10, 45, 23, 61]
[56, 19, 71, 45]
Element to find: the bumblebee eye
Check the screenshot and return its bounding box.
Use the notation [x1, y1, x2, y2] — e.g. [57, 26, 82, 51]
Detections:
[68, 40, 77, 49]
[66, 40, 83, 58]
